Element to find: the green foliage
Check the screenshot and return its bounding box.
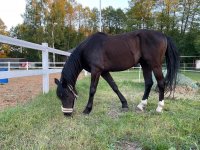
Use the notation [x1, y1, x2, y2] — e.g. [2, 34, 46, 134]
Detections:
[0, 18, 10, 58]
[127, 0, 155, 30]
[102, 6, 127, 34]
[8, 0, 89, 61]
[0, 18, 8, 35]
[126, 0, 200, 56]
[0, 72, 200, 149]
[5, 0, 200, 60]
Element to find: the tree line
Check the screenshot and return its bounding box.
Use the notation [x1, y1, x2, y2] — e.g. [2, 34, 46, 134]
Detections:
[0, 0, 200, 61]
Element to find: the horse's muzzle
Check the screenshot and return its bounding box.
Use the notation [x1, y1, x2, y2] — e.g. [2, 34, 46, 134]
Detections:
[61, 106, 73, 116]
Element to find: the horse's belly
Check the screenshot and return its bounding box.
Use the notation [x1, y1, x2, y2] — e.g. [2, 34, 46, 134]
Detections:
[103, 38, 140, 71]
[104, 55, 137, 71]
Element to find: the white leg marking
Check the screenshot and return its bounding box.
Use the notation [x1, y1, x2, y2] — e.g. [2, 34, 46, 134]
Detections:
[156, 100, 164, 113]
[137, 99, 147, 111]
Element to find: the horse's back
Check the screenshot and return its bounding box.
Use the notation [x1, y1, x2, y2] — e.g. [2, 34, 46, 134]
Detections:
[79, 30, 167, 72]
[101, 32, 140, 71]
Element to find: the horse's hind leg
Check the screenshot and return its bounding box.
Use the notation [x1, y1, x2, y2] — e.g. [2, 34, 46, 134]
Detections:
[137, 61, 153, 111]
[101, 72, 128, 111]
[152, 66, 165, 113]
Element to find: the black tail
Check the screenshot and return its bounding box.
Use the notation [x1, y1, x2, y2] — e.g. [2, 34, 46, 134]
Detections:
[165, 36, 180, 93]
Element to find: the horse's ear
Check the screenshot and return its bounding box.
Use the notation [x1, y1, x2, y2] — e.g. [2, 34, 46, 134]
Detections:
[54, 78, 60, 85]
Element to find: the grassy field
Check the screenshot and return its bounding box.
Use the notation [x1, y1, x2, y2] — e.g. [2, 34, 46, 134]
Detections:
[181, 71, 200, 82]
[0, 71, 200, 150]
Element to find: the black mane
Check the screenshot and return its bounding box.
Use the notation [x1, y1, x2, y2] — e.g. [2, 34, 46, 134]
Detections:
[62, 48, 82, 87]
[61, 32, 108, 86]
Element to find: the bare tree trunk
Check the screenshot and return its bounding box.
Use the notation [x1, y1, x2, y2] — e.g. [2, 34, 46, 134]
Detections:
[189, 1, 199, 29]
[180, 0, 186, 34]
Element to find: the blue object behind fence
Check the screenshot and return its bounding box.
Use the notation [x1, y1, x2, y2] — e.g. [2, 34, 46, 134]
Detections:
[0, 68, 8, 84]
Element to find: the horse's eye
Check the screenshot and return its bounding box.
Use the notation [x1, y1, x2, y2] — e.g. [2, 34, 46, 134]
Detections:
[59, 92, 69, 98]
[57, 91, 63, 98]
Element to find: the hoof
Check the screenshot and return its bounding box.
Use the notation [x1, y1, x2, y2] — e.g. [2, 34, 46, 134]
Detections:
[122, 107, 129, 112]
[83, 107, 92, 114]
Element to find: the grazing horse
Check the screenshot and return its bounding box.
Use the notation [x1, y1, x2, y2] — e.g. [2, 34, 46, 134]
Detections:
[55, 29, 179, 116]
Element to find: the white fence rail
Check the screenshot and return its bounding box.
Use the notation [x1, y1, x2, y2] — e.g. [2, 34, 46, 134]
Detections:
[1, 61, 200, 72]
[0, 34, 70, 93]
[0, 62, 65, 70]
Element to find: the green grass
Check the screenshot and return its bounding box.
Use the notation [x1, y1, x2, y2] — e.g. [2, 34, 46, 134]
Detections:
[181, 71, 200, 82]
[0, 72, 200, 150]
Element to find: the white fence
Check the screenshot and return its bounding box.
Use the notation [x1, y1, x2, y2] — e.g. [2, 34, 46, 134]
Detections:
[179, 56, 200, 72]
[0, 62, 65, 70]
[0, 34, 71, 93]
[1, 60, 200, 72]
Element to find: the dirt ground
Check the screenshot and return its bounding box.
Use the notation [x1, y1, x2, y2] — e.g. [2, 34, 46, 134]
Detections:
[0, 73, 61, 110]
[0, 73, 84, 110]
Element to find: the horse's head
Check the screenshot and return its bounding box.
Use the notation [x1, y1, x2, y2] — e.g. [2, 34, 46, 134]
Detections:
[54, 78, 78, 116]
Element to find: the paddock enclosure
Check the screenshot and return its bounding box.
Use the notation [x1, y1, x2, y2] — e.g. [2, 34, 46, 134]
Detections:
[0, 34, 200, 149]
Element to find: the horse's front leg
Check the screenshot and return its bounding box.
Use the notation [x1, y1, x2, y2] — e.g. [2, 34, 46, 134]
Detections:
[83, 70, 101, 114]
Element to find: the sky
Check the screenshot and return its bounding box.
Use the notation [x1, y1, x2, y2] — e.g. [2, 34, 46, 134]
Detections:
[0, 0, 129, 30]
[0, 0, 26, 30]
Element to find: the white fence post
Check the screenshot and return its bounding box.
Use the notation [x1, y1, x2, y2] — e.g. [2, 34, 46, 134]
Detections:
[8, 62, 11, 71]
[26, 61, 29, 70]
[42, 43, 49, 94]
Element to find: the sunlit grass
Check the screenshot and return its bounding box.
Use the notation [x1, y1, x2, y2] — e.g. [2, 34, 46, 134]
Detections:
[0, 72, 200, 149]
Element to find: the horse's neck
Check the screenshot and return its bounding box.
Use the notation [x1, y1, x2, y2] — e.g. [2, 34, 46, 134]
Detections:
[62, 53, 82, 87]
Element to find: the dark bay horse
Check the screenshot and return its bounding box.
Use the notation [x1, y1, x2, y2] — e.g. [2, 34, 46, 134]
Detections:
[55, 29, 179, 116]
